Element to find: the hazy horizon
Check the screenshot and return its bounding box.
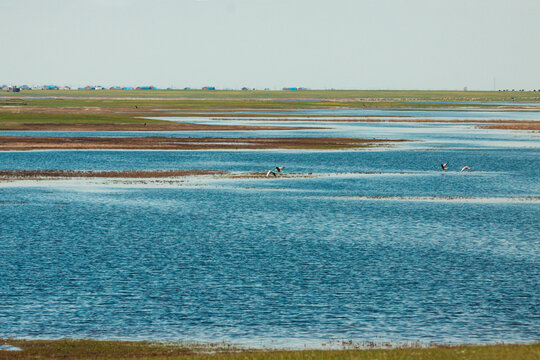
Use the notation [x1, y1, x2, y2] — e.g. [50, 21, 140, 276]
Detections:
[1, 0, 539, 90]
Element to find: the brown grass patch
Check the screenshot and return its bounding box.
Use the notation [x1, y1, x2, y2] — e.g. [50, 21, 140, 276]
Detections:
[0, 169, 225, 180]
[479, 122, 540, 130]
[0, 136, 404, 151]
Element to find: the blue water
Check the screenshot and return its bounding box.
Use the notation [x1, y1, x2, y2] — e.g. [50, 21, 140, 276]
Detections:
[0, 113, 539, 348]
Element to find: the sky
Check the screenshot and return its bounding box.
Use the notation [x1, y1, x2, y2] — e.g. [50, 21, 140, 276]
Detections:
[1, 0, 539, 90]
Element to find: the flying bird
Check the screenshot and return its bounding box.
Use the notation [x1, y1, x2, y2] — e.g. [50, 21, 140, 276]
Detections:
[275, 166, 285, 173]
[266, 170, 277, 177]
[460, 165, 470, 172]
[441, 162, 449, 170]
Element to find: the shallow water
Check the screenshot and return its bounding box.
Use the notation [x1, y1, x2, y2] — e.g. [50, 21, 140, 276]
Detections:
[0, 110, 539, 348]
[156, 107, 540, 118]
[1, 120, 539, 151]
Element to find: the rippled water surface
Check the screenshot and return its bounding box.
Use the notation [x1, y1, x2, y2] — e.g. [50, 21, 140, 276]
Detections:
[0, 110, 539, 347]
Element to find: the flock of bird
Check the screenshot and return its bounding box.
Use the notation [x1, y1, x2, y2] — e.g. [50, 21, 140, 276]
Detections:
[264, 164, 470, 177]
[441, 162, 470, 172]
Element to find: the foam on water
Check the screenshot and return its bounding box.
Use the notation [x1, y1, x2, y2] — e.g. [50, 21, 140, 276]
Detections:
[330, 195, 540, 203]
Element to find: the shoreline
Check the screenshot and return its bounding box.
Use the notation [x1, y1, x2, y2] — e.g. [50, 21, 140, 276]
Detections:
[0, 339, 538, 359]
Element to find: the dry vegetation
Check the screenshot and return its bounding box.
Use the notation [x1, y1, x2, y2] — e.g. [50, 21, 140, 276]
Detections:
[479, 122, 540, 131]
[0, 136, 403, 151]
[0, 169, 226, 180]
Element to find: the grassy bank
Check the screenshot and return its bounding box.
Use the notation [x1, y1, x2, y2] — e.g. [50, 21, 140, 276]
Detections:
[0, 112, 163, 124]
[0, 112, 322, 131]
[0, 339, 538, 360]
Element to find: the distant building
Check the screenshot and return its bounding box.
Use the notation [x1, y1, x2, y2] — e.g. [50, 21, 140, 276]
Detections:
[202, 86, 215, 90]
[282, 87, 307, 91]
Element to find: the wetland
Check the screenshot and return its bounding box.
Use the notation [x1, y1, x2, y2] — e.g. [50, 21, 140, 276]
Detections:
[0, 91, 538, 357]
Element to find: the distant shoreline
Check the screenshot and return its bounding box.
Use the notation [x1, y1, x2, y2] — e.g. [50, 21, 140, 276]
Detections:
[2, 88, 540, 102]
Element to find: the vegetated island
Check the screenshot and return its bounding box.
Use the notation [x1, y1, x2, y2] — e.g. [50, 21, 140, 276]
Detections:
[478, 121, 540, 131]
[0, 169, 227, 180]
[0, 170, 409, 181]
[0, 136, 405, 151]
[0, 339, 538, 360]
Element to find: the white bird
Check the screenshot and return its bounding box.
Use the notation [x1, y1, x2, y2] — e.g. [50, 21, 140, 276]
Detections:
[441, 162, 449, 170]
[266, 169, 277, 177]
[460, 165, 470, 172]
[275, 166, 285, 173]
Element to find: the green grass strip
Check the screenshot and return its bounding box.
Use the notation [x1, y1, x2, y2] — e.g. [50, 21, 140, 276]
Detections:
[0, 339, 538, 360]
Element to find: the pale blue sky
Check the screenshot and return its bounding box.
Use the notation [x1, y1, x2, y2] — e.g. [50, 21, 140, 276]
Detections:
[1, 0, 539, 90]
